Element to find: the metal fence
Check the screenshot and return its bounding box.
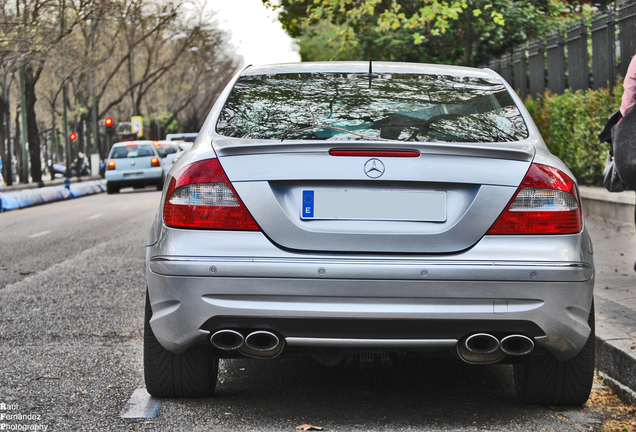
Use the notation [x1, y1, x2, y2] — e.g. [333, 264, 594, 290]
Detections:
[488, 0, 636, 97]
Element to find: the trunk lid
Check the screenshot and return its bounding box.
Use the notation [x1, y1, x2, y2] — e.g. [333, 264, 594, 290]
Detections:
[215, 139, 534, 254]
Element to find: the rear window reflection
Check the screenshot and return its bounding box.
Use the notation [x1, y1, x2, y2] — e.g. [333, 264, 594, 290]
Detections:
[110, 145, 155, 159]
[217, 73, 528, 143]
[155, 145, 179, 157]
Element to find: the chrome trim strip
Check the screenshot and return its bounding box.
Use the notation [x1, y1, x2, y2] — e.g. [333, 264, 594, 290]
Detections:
[149, 256, 593, 282]
[285, 337, 457, 348]
[150, 256, 592, 269]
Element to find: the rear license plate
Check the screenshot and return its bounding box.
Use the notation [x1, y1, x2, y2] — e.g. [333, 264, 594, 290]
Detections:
[301, 189, 446, 222]
[123, 172, 143, 178]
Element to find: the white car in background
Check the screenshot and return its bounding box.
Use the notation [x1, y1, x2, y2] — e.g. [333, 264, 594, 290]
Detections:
[152, 141, 181, 175]
[166, 132, 197, 143]
[105, 141, 164, 194]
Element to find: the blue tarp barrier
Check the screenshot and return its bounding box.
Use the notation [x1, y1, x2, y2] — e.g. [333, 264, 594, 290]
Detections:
[0, 180, 106, 212]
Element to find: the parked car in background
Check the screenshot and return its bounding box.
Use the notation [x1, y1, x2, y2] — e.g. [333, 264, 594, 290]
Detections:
[175, 141, 193, 152]
[166, 132, 197, 143]
[152, 141, 181, 175]
[145, 62, 595, 405]
[166, 133, 197, 152]
[105, 141, 164, 194]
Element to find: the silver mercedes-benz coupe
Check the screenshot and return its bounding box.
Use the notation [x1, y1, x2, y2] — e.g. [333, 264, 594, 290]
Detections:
[145, 62, 595, 405]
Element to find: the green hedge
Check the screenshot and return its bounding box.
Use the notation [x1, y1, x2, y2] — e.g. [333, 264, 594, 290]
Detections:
[523, 83, 623, 186]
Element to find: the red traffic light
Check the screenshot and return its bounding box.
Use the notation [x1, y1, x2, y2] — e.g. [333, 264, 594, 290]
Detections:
[105, 118, 113, 126]
[69, 133, 77, 141]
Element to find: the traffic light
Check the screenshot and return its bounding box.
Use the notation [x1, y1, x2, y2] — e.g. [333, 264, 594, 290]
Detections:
[69, 132, 77, 141]
[105, 117, 114, 135]
[100, 117, 115, 135]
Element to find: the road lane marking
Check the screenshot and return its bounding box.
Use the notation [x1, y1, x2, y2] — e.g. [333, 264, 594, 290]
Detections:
[88, 213, 103, 220]
[28, 231, 51, 238]
[119, 388, 161, 419]
[121, 206, 130, 210]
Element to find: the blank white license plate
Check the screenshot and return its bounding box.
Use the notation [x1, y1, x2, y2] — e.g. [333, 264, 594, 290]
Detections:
[123, 172, 143, 178]
[300, 189, 446, 222]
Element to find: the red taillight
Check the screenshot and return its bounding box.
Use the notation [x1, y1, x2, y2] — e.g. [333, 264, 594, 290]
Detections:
[487, 163, 582, 235]
[107, 160, 116, 170]
[151, 157, 160, 167]
[329, 149, 420, 157]
[163, 158, 260, 231]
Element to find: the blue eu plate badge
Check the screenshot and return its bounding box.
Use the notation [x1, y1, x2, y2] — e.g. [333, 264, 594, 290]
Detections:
[302, 190, 314, 218]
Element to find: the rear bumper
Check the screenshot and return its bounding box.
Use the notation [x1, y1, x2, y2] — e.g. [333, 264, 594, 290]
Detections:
[146, 229, 595, 362]
[105, 167, 163, 186]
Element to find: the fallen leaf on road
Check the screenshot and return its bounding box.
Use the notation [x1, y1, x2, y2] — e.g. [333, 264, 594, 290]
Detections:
[296, 425, 323, 431]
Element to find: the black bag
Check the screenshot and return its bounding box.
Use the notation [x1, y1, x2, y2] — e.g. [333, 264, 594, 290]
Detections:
[613, 106, 636, 190]
[599, 110, 627, 192]
[598, 110, 623, 144]
[604, 153, 627, 192]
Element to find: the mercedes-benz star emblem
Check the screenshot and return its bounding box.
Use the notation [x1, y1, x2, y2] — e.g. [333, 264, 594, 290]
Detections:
[364, 158, 385, 178]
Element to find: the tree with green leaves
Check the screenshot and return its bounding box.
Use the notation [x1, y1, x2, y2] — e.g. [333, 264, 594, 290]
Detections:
[264, 0, 567, 66]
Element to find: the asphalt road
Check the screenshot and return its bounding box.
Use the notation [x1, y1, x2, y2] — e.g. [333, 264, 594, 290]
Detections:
[0, 190, 623, 431]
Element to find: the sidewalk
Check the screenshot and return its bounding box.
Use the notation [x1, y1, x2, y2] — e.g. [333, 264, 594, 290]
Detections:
[2, 179, 636, 405]
[581, 186, 636, 405]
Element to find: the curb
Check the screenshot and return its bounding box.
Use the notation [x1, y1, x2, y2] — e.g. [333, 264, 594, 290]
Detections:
[0, 180, 107, 212]
[598, 371, 636, 407]
[580, 186, 635, 226]
[595, 297, 636, 406]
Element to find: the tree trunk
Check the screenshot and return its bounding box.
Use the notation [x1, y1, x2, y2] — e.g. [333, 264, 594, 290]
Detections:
[50, 102, 57, 163]
[0, 94, 8, 186]
[24, 64, 43, 185]
[460, 14, 474, 67]
[14, 109, 23, 183]
[4, 92, 13, 186]
[78, 114, 86, 158]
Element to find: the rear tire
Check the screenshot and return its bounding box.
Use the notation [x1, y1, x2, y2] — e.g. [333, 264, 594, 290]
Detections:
[144, 291, 218, 398]
[106, 183, 119, 194]
[156, 179, 164, 191]
[513, 302, 595, 406]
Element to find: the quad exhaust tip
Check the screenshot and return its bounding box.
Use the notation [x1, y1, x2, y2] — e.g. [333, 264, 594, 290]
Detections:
[210, 329, 245, 351]
[464, 333, 500, 354]
[245, 331, 280, 352]
[242, 330, 284, 359]
[210, 329, 284, 359]
[500, 334, 535, 356]
[457, 333, 535, 364]
[457, 333, 503, 364]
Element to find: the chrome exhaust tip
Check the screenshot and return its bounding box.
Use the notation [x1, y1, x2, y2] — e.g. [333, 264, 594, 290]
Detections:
[456, 333, 504, 364]
[500, 335, 535, 356]
[241, 331, 284, 359]
[245, 331, 280, 352]
[210, 329, 245, 351]
[464, 333, 500, 354]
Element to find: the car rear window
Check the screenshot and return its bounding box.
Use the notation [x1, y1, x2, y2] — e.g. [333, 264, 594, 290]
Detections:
[155, 144, 179, 157]
[110, 145, 155, 159]
[216, 73, 528, 143]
